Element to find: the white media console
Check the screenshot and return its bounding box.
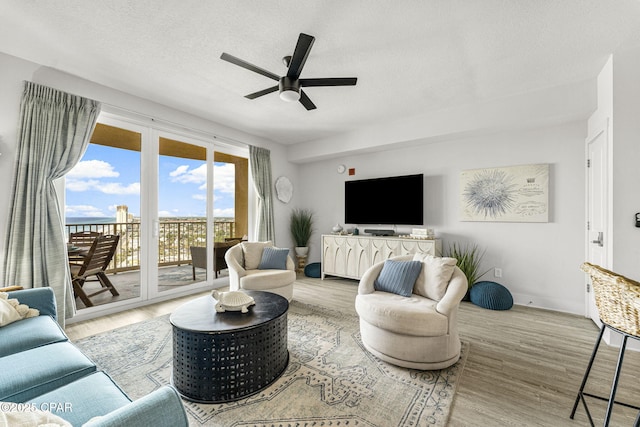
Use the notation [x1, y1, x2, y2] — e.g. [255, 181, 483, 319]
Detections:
[321, 234, 442, 280]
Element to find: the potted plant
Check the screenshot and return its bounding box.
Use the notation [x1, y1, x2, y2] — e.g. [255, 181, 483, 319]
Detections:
[290, 208, 314, 256]
[445, 242, 491, 299]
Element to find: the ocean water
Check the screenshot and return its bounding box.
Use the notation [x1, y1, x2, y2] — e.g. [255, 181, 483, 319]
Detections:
[65, 217, 116, 225]
[65, 217, 231, 224]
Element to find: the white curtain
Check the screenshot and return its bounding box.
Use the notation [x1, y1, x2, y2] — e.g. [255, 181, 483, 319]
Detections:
[249, 146, 276, 243]
[3, 81, 101, 325]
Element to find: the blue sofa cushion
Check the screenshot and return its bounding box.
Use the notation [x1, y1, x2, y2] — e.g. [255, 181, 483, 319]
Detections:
[0, 315, 67, 357]
[0, 341, 96, 402]
[28, 371, 131, 426]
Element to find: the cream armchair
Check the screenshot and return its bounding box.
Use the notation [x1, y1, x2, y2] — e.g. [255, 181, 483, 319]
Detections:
[225, 241, 296, 301]
[355, 254, 468, 370]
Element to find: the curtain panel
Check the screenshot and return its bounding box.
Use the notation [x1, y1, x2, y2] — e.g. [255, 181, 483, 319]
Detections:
[249, 146, 276, 243]
[3, 81, 101, 325]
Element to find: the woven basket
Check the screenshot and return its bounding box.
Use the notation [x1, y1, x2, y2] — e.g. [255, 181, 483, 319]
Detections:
[581, 262, 640, 336]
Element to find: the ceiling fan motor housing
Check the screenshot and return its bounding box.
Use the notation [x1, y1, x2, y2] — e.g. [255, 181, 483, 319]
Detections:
[279, 76, 300, 101]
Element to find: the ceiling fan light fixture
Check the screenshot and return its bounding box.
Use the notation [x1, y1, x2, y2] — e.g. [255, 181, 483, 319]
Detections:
[279, 89, 300, 102]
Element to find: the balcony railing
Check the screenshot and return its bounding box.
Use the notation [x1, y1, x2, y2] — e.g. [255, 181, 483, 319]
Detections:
[66, 220, 236, 273]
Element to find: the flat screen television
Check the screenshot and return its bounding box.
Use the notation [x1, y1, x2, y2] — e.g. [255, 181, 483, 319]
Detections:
[345, 174, 424, 225]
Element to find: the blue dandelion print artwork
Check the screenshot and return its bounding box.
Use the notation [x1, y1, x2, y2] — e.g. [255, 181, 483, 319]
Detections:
[460, 164, 549, 222]
[463, 169, 517, 218]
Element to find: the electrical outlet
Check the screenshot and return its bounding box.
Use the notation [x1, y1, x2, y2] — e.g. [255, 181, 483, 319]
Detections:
[494, 268, 502, 278]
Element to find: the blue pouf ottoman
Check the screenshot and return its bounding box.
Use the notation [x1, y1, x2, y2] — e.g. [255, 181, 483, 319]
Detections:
[304, 262, 321, 278]
[469, 281, 513, 310]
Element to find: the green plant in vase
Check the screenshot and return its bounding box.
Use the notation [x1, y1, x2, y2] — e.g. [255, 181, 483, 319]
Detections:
[290, 208, 314, 256]
[445, 242, 491, 299]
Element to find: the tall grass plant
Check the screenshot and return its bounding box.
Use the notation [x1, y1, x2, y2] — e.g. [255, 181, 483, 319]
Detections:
[290, 208, 314, 247]
[445, 242, 491, 290]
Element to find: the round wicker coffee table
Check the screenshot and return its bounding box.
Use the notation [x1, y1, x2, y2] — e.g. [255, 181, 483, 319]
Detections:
[170, 290, 289, 403]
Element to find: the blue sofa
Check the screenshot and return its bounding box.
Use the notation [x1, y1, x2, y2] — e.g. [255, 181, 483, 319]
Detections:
[1, 288, 189, 426]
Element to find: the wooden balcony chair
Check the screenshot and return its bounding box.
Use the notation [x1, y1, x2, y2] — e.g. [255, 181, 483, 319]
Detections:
[70, 234, 120, 307]
[68, 231, 102, 263]
[69, 230, 103, 246]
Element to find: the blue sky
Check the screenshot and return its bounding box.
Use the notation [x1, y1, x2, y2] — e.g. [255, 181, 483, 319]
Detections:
[65, 144, 235, 219]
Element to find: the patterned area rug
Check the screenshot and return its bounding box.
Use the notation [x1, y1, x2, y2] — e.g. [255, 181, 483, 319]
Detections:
[75, 301, 467, 426]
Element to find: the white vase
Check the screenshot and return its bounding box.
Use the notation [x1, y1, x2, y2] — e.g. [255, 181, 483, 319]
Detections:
[295, 246, 309, 256]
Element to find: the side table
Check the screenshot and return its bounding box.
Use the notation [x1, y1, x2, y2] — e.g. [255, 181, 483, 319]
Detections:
[295, 255, 307, 274]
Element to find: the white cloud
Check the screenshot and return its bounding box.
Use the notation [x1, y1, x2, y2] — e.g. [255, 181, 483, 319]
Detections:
[170, 164, 206, 184]
[214, 207, 235, 217]
[66, 179, 140, 195]
[66, 179, 100, 192]
[67, 160, 119, 179]
[214, 163, 235, 194]
[193, 194, 206, 201]
[158, 210, 173, 217]
[99, 182, 141, 195]
[65, 204, 106, 217]
[167, 163, 234, 195]
[169, 165, 190, 177]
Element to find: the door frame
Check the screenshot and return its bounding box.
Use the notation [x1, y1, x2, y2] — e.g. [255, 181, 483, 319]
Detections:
[64, 108, 251, 322]
[584, 117, 612, 322]
[148, 128, 215, 300]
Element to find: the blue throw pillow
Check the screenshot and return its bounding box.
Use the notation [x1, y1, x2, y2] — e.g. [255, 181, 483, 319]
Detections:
[258, 247, 289, 270]
[374, 260, 423, 297]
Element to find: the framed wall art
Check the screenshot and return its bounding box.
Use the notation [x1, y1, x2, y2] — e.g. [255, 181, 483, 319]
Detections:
[460, 163, 549, 222]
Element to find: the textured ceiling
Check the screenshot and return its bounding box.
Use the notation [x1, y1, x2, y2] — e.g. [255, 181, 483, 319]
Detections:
[1, 0, 640, 145]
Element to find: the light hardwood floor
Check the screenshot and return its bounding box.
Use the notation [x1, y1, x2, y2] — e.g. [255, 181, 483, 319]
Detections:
[65, 276, 640, 426]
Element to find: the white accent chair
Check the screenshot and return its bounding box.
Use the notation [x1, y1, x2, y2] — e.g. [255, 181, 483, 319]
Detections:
[355, 254, 468, 370]
[224, 241, 296, 301]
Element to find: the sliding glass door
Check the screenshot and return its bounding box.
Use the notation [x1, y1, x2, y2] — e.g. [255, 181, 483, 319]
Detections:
[64, 112, 249, 312]
[65, 116, 145, 309]
[152, 131, 213, 297]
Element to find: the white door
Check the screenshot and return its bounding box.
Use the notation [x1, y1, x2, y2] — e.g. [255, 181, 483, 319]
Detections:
[585, 119, 610, 325]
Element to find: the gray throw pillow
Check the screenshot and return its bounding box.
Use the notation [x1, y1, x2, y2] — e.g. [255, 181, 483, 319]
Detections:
[374, 259, 423, 297]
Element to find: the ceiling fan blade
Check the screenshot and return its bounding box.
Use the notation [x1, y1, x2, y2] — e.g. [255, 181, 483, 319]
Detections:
[299, 90, 317, 110]
[300, 77, 358, 87]
[245, 85, 279, 99]
[220, 52, 280, 81]
[287, 33, 315, 79]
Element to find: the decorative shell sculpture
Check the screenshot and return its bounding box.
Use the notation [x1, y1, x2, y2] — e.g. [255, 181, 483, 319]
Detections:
[211, 290, 255, 313]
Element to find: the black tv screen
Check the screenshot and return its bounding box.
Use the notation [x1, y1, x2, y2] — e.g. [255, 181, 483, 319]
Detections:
[345, 174, 424, 225]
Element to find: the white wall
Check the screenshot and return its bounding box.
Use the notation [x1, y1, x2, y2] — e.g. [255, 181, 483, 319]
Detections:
[0, 52, 299, 281]
[612, 46, 640, 279]
[297, 122, 587, 314]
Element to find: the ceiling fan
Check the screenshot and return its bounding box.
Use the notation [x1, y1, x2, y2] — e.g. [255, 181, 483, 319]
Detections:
[220, 33, 357, 110]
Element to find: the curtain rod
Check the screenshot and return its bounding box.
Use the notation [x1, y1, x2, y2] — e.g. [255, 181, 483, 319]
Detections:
[100, 103, 249, 150]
